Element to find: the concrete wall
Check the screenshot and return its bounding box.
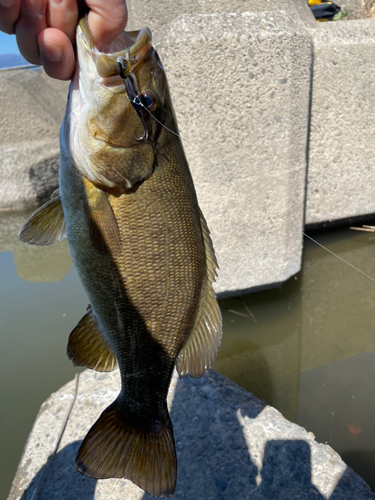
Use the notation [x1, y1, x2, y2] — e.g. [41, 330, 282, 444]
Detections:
[1, 0, 375, 295]
[0, 69, 69, 210]
[126, 0, 313, 297]
[305, 18, 375, 225]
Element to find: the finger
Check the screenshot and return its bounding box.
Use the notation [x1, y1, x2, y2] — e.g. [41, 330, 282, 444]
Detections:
[86, 0, 127, 50]
[38, 27, 75, 80]
[47, 0, 78, 45]
[0, 0, 21, 34]
[15, 0, 48, 65]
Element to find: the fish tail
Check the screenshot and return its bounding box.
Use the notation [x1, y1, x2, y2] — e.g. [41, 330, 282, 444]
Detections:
[75, 398, 177, 498]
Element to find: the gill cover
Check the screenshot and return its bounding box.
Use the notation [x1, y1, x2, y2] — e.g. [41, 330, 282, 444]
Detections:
[64, 19, 163, 192]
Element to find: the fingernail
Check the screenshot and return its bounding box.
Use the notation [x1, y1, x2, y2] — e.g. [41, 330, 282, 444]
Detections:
[41, 43, 63, 63]
[0, 0, 14, 8]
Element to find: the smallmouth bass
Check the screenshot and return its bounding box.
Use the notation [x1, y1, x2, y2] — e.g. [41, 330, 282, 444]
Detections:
[19, 17, 222, 498]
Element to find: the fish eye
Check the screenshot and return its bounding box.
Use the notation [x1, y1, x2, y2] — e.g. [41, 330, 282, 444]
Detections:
[141, 91, 157, 112]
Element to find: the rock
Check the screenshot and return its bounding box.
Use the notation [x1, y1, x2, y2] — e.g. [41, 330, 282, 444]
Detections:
[9, 369, 375, 499]
[0, 68, 69, 210]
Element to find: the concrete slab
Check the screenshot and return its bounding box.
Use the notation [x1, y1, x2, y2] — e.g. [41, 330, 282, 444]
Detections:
[9, 369, 375, 499]
[127, 0, 313, 296]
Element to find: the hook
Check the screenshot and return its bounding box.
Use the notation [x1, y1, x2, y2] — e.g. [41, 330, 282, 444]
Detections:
[116, 56, 149, 141]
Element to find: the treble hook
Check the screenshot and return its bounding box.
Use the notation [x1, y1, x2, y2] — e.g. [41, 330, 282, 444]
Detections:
[116, 56, 148, 141]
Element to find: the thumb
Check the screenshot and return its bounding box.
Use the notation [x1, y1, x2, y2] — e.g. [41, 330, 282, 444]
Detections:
[85, 0, 127, 50]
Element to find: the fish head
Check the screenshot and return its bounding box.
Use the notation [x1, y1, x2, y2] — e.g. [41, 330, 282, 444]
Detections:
[63, 17, 173, 193]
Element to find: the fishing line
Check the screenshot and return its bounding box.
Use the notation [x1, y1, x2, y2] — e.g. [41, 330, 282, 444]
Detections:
[129, 95, 375, 284]
[303, 233, 375, 283]
[30, 373, 80, 499]
[129, 95, 219, 171]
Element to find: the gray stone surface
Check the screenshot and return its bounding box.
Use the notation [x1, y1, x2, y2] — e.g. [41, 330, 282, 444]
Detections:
[305, 18, 375, 225]
[127, 0, 313, 297]
[126, 0, 317, 26]
[0, 68, 69, 210]
[9, 369, 374, 499]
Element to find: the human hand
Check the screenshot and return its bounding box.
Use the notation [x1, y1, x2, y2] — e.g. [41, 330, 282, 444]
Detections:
[0, 0, 128, 80]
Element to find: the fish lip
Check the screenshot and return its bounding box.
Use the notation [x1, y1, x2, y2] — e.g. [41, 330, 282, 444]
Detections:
[78, 17, 152, 80]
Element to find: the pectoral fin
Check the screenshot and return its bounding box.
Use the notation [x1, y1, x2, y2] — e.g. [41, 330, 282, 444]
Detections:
[19, 190, 66, 246]
[67, 308, 117, 372]
[82, 185, 121, 256]
[177, 211, 222, 378]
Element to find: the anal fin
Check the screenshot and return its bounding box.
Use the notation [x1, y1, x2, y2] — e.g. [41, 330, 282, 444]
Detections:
[67, 308, 117, 372]
[76, 399, 176, 498]
[19, 189, 66, 246]
[177, 210, 222, 378]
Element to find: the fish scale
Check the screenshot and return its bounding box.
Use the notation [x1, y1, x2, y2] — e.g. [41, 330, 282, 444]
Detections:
[112, 148, 206, 347]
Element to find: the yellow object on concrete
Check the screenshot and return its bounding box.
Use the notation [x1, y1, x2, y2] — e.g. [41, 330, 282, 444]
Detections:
[308, 0, 334, 5]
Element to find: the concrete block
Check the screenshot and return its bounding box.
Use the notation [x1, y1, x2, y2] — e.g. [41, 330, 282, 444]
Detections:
[126, 0, 317, 27]
[306, 18, 375, 225]
[9, 369, 375, 499]
[0, 68, 69, 210]
[127, 0, 313, 297]
[3, 1, 375, 294]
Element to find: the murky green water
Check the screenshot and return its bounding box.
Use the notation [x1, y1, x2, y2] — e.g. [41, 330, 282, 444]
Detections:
[1, 209, 375, 498]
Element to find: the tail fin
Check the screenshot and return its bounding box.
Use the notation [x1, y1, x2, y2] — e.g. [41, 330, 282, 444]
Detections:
[75, 399, 177, 497]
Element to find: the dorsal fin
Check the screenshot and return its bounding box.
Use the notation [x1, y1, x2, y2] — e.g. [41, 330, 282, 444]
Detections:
[18, 189, 66, 246]
[67, 308, 117, 372]
[177, 211, 222, 378]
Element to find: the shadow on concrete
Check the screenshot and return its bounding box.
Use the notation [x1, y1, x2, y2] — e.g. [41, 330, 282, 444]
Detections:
[18, 379, 373, 499]
[20, 441, 96, 500]
[138, 375, 329, 500]
[253, 440, 324, 499]
[166, 374, 260, 499]
[29, 154, 60, 204]
[330, 467, 373, 500]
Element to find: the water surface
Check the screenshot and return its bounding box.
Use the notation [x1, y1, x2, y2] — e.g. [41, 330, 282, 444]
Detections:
[1, 209, 375, 498]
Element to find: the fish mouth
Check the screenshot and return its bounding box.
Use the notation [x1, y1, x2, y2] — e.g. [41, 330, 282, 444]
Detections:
[74, 18, 153, 149]
[78, 17, 152, 80]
